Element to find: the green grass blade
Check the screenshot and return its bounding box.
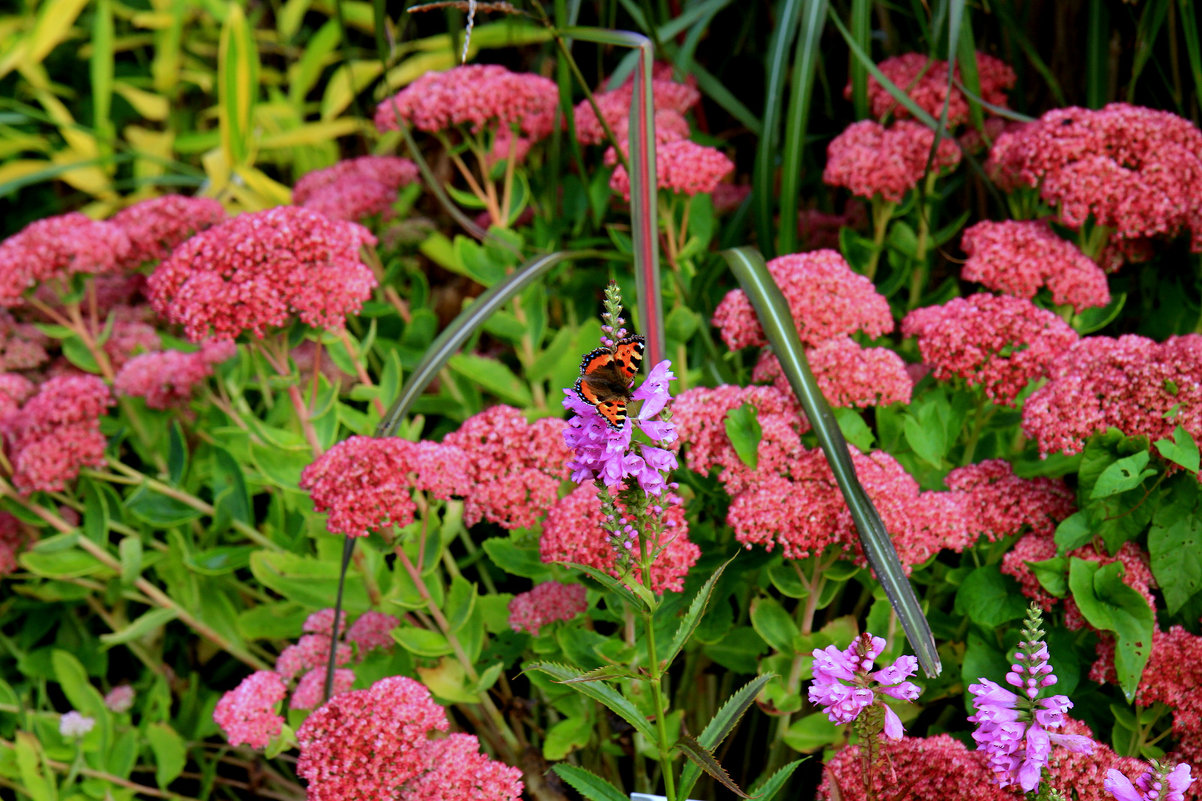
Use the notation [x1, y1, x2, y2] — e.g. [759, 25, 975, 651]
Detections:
[1086, 0, 1110, 109]
[992, 1, 1066, 106]
[90, 0, 114, 143]
[1180, 0, 1202, 114]
[719, 246, 941, 677]
[628, 46, 666, 368]
[955, 10, 985, 132]
[848, 0, 871, 118]
[777, 0, 828, 256]
[375, 250, 602, 437]
[1127, 0, 1171, 101]
[753, 0, 803, 258]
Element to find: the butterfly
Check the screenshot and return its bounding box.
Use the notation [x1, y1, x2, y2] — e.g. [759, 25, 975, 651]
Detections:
[574, 335, 646, 430]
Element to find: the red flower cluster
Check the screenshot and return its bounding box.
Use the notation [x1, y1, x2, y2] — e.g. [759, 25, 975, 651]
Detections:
[507, 581, 588, 636]
[960, 220, 1110, 311]
[824, 120, 961, 202]
[854, 51, 1016, 126]
[398, 733, 523, 801]
[0, 513, 24, 576]
[212, 671, 287, 749]
[147, 206, 377, 341]
[294, 156, 420, 223]
[713, 250, 894, 350]
[1022, 334, 1202, 456]
[819, 733, 1015, 800]
[944, 460, 1074, 544]
[444, 406, 570, 530]
[0, 374, 112, 493]
[375, 65, 558, 140]
[0, 212, 131, 305]
[300, 435, 470, 537]
[114, 340, 235, 409]
[902, 293, 1079, 406]
[752, 338, 912, 409]
[0, 313, 49, 373]
[987, 103, 1202, 253]
[573, 66, 700, 146]
[608, 138, 734, 201]
[109, 195, 227, 268]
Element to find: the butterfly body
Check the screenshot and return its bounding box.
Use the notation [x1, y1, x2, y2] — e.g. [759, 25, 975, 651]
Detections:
[574, 335, 646, 430]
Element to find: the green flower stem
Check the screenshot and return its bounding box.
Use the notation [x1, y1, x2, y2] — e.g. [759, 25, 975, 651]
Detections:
[959, 391, 996, 466]
[636, 533, 678, 801]
[866, 197, 896, 281]
[251, 336, 323, 456]
[334, 329, 385, 418]
[906, 172, 937, 310]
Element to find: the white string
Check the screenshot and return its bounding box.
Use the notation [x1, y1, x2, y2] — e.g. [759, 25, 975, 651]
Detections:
[461, 0, 476, 63]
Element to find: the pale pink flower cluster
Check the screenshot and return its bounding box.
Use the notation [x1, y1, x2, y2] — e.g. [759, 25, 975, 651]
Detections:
[960, 220, 1110, 311]
[375, 64, 558, 140]
[902, 293, 1079, 406]
[819, 733, 1014, 800]
[114, 340, 235, 409]
[109, 195, 227, 267]
[987, 103, 1202, 253]
[508, 581, 588, 635]
[444, 405, 571, 530]
[0, 372, 36, 414]
[212, 670, 288, 749]
[713, 250, 894, 350]
[824, 119, 962, 202]
[0, 212, 132, 305]
[275, 633, 353, 683]
[345, 610, 401, 654]
[58, 710, 96, 738]
[101, 308, 162, 371]
[290, 668, 355, 712]
[0, 313, 49, 373]
[0, 374, 112, 493]
[398, 733, 523, 801]
[752, 338, 912, 409]
[300, 435, 470, 537]
[293, 156, 420, 223]
[103, 685, 135, 713]
[540, 483, 699, 594]
[146, 206, 377, 341]
[855, 52, 1016, 126]
[1022, 334, 1202, 456]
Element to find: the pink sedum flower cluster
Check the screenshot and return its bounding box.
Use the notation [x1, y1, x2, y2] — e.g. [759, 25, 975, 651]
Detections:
[819, 733, 1013, 800]
[109, 194, 227, 267]
[508, 581, 587, 636]
[0, 374, 112, 494]
[987, 103, 1202, 253]
[147, 206, 377, 342]
[213, 671, 287, 749]
[1022, 334, 1202, 456]
[752, 339, 912, 410]
[608, 139, 734, 201]
[945, 459, 1075, 544]
[103, 685, 135, 713]
[809, 632, 921, 739]
[960, 219, 1110, 311]
[0, 512, 25, 576]
[855, 51, 1016, 127]
[114, 340, 235, 409]
[300, 435, 470, 537]
[398, 733, 524, 801]
[713, 250, 894, 351]
[573, 65, 700, 146]
[0, 212, 132, 305]
[823, 120, 961, 203]
[293, 156, 420, 223]
[902, 293, 1079, 406]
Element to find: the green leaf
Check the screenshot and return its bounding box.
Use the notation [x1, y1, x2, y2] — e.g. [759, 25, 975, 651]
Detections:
[147, 722, 186, 789]
[782, 711, 840, 753]
[751, 596, 801, 653]
[118, 536, 142, 586]
[720, 246, 939, 678]
[250, 551, 370, 609]
[543, 714, 593, 760]
[217, 2, 260, 166]
[676, 734, 750, 798]
[777, 0, 829, 254]
[703, 625, 766, 674]
[724, 402, 762, 469]
[748, 758, 806, 801]
[1054, 511, 1094, 552]
[903, 404, 949, 467]
[1090, 451, 1155, 499]
[446, 353, 533, 407]
[954, 565, 1028, 628]
[551, 764, 626, 801]
[167, 421, 188, 484]
[1155, 426, 1200, 473]
[61, 334, 101, 373]
[125, 485, 202, 527]
[99, 608, 179, 646]
[1068, 558, 1155, 701]
[556, 560, 647, 611]
[527, 662, 656, 741]
[14, 732, 56, 801]
[481, 537, 551, 580]
[52, 650, 105, 717]
[1027, 556, 1069, 598]
[665, 556, 733, 667]
[678, 674, 776, 800]
[249, 438, 307, 488]
[392, 626, 453, 658]
[211, 447, 252, 529]
[1148, 480, 1202, 614]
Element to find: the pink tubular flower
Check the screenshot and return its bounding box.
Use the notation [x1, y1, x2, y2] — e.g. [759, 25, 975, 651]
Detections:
[823, 120, 962, 203]
[0, 213, 131, 305]
[114, 341, 234, 409]
[290, 667, 355, 710]
[713, 250, 894, 350]
[146, 206, 377, 342]
[753, 338, 913, 409]
[819, 733, 1014, 801]
[294, 156, 420, 223]
[103, 685, 135, 713]
[901, 293, 1079, 406]
[300, 436, 470, 537]
[855, 52, 1016, 127]
[808, 632, 921, 740]
[1, 374, 112, 494]
[987, 104, 1202, 252]
[346, 611, 399, 654]
[945, 460, 1075, 544]
[399, 734, 524, 801]
[296, 676, 449, 801]
[608, 139, 734, 201]
[1022, 334, 1202, 456]
[109, 195, 227, 267]
[213, 671, 287, 749]
[1107, 761, 1195, 801]
[960, 219, 1110, 311]
[375, 65, 558, 139]
[540, 483, 698, 595]
[508, 581, 588, 635]
[444, 406, 570, 530]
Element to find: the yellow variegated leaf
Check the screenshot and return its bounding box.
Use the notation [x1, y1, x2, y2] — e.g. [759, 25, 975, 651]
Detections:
[309, 0, 374, 32]
[114, 81, 170, 121]
[277, 0, 314, 41]
[257, 118, 365, 149]
[49, 151, 114, 198]
[233, 165, 293, 208]
[319, 60, 382, 121]
[0, 159, 51, 191]
[35, 92, 101, 160]
[0, 131, 51, 159]
[130, 11, 176, 29]
[202, 148, 233, 196]
[125, 125, 175, 181]
[91, 0, 114, 138]
[218, 2, 260, 167]
[27, 0, 92, 64]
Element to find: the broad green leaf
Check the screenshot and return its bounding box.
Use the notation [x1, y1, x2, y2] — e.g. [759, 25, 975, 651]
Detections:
[750, 597, 801, 654]
[125, 485, 203, 527]
[782, 711, 840, 753]
[543, 714, 593, 760]
[147, 722, 186, 789]
[954, 565, 1028, 628]
[1090, 451, 1155, 499]
[1148, 480, 1202, 614]
[100, 608, 179, 646]
[1068, 558, 1155, 701]
[724, 402, 761, 469]
[14, 731, 56, 801]
[392, 626, 453, 658]
[481, 537, 551, 580]
[446, 353, 532, 407]
[1155, 426, 1200, 473]
[118, 536, 142, 586]
[1054, 511, 1094, 552]
[52, 650, 105, 716]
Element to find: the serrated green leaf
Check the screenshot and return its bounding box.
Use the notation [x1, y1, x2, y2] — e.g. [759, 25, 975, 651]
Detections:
[678, 672, 776, 800]
[676, 734, 750, 798]
[665, 556, 733, 667]
[556, 560, 646, 610]
[749, 758, 806, 801]
[551, 764, 626, 801]
[527, 662, 656, 741]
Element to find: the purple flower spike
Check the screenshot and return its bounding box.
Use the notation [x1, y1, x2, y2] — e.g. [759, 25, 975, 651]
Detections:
[807, 632, 921, 741]
[1106, 760, 1195, 801]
